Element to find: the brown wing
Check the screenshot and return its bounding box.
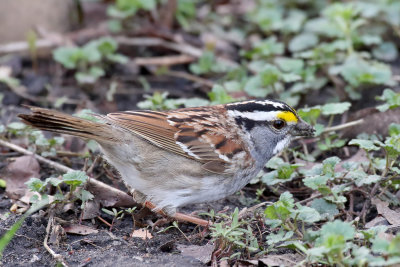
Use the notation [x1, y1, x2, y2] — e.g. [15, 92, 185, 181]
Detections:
[106, 107, 249, 173]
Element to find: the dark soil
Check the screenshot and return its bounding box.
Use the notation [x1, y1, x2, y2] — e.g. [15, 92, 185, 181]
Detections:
[0, 182, 250, 267]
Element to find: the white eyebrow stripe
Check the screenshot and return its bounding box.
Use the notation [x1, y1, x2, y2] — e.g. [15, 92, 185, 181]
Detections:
[227, 110, 280, 121]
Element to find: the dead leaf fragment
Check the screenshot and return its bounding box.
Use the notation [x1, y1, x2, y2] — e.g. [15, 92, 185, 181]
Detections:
[63, 224, 99, 235]
[177, 244, 214, 264]
[131, 228, 152, 240]
[365, 216, 389, 229]
[2, 155, 40, 199]
[372, 198, 400, 225]
[259, 253, 304, 266]
[343, 107, 400, 138]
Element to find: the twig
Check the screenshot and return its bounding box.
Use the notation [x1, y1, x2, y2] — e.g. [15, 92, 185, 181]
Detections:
[321, 119, 364, 134]
[0, 138, 137, 207]
[238, 201, 271, 220]
[44, 209, 69, 266]
[115, 36, 239, 68]
[97, 216, 112, 228]
[297, 193, 322, 205]
[0, 39, 59, 56]
[165, 70, 214, 88]
[133, 54, 195, 66]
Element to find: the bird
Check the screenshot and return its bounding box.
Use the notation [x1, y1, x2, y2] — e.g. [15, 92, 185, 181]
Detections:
[19, 99, 314, 226]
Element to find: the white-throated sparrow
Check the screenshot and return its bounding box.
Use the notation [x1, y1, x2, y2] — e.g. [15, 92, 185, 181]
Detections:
[19, 100, 314, 225]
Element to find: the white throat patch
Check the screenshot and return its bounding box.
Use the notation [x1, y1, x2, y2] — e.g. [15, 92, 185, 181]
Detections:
[273, 136, 292, 154]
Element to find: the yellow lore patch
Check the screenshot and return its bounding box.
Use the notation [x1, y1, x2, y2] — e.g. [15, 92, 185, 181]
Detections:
[277, 111, 298, 123]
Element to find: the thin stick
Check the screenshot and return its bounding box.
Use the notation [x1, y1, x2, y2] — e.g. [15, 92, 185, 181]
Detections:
[97, 216, 112, 228]
[0, 138, 137, 207]
[44, 210, 69, 266]
[133, 54, 195, 66]
[115, 36, 239, 68]
[165, 70, 215, 88]
[321, 119, 364, 134]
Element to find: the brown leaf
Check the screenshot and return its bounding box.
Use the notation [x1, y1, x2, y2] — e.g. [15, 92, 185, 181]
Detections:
[177, 244, 214, 264]
[372, 198, 400, 225]
[131, 228, 152, 240]
[258, 253, 304, 266]
[2, 155, 40, 200]
[63, 224, 98, 235]
[365, 216, 389, 229]
[343, 107, 400, 138]
[81, 200, 101, 220]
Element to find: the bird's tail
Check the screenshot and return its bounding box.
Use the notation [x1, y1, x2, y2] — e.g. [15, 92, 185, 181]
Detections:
[18, 106, 117, 143]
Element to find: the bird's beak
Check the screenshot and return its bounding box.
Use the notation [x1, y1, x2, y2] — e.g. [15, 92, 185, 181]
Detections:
[292, 119, 315, 137]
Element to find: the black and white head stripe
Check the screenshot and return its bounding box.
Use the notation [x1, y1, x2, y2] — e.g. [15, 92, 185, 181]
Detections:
[226, 100, 298, 124]
[226, 100, 290, 113]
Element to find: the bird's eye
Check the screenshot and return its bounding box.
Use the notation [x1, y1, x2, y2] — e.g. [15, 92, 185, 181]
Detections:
[272, 120, 286, 130]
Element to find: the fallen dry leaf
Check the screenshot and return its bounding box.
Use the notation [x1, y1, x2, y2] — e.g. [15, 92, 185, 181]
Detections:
[365, 216, 389, 229]
[2, 155, 40, 199]
[372, 198, 400, 225]
[131, 228, 152, 240]
[63, 224, 99, 235]
[239, 253, 304, 266]
[177, 244, 214, 264]
[343, 107, 400, 138]
[81, 200, 101, 220]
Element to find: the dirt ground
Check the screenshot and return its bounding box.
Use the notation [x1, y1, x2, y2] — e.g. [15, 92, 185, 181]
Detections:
[0, 185, 249, 266]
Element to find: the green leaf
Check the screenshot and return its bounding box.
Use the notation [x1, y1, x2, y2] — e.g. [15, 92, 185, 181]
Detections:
[52, 46, 83, 69]
[25, 178, 45, 192]
[102, 208, 115, 216]
[295, 204, 321, 223]
[337, 55, 393, 88]
[244, 76, 272, 97]
[389, 124, 400, 137]
[303, 175, 329, 190]
[289, 33, 319, 52]
[0, 179, 6, 188]
[349, 139, 381, 151]
[241, 37, 284, 59]
[94, 37, 118, 55]
[373, 42, 398, 62]
[318, 220, 355, 246]
[78, 189, 94, 209]
[106, 53, 129, 64]
[208, 85, 235, 104]
[321, 102, 351, 115]
[298, 106, 321, 125]
[310, 198, 339, 219]
[322, 156, 341, 176]
[275, 58, 304, 74]
[7, 122, 27, 131]
[376, 89, 400, 112]
[45, 177, 62, 187]
[62, 171, 88, 186]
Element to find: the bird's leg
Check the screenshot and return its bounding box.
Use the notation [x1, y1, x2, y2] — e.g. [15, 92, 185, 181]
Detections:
[143, 201, 211, 227]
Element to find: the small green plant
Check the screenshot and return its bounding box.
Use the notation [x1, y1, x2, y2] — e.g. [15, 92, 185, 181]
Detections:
[210, 208, 260, 260]
[190, 51, 232, 75]
[25, 170, 94, 209]
[102, 208, 125, 231]
[53, 37, 128, 84]
[107, 0, 157, 31]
